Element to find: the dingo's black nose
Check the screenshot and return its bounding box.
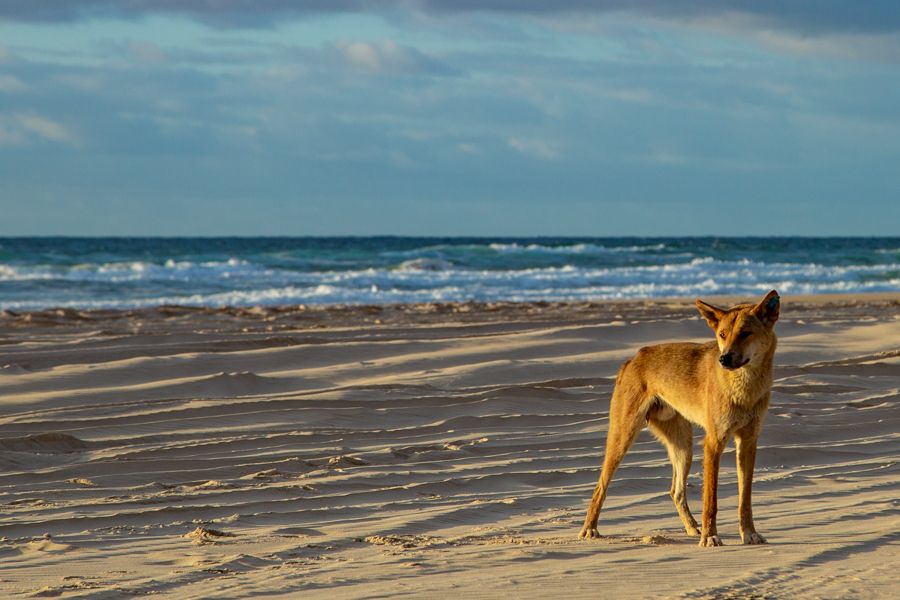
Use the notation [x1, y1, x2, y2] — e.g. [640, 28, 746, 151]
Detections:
[719, 354, 732, 367]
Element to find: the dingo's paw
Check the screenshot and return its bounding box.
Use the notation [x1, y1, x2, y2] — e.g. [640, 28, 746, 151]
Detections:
[741, 531, 767, 545]
[686, 524, 701, 537]
[699, 534, 723, 547]
[578, 526, 600, 540]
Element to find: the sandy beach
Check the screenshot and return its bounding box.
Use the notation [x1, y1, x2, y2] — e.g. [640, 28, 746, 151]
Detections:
[0, 294, 897, 599]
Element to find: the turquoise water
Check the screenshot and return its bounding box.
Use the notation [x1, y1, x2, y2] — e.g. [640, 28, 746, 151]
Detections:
[0, 237, 897, 309]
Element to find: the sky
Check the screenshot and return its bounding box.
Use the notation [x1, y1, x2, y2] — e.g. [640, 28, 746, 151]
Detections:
[0, 1, 898, 236]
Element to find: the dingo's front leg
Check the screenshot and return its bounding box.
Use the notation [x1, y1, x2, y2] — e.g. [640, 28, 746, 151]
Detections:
[700, 434, 726, 547]
[736, 423, 767, 545]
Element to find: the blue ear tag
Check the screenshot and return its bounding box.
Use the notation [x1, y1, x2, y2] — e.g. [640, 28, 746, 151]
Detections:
[767, 295, 780, 311]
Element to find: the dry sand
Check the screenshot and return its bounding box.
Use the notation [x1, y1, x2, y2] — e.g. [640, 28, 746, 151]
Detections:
[0, 295, 897, 599]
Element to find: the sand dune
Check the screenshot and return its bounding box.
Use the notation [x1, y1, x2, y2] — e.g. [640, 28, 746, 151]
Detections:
[0, 295, 897, 598]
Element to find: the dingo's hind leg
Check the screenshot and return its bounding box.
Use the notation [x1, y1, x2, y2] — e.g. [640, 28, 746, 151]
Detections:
[579, 379, 648, 540]
[648, 413, 700, 536]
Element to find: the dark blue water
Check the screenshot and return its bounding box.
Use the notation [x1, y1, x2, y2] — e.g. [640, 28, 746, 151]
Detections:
[0, 237, 897, 309]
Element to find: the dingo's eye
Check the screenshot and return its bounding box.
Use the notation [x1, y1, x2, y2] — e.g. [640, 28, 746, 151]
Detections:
[739, 331, 751, 339]
[718, 332, 726, 339]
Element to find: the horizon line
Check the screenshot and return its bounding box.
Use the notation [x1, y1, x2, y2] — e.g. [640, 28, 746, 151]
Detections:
[1, 234, 898, 240]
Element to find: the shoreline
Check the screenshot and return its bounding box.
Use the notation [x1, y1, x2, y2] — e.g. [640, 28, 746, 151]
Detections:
[2, 292, 897, 332]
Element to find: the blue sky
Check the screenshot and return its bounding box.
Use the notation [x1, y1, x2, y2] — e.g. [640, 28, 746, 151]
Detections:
[0, 1, 898, 236]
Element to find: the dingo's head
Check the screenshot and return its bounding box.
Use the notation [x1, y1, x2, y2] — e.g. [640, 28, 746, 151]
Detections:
[696, 290, 780, 370]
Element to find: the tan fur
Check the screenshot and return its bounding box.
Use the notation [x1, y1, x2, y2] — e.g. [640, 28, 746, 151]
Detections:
[578, 290, 780, 547]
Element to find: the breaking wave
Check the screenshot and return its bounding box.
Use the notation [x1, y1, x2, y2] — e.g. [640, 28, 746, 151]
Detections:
[0, 237, 897, 309]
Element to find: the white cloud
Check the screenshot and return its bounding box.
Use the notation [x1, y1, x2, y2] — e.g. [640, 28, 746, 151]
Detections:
[0, 114, 78, 146]
[508, 136, 562, 160]
[343, 41, 382, 71]
[0, 74, 28, 92]
[337, 39, 458, 76]
[754, 30, 900, 63]
[457, 142, 481, 155]
[18, 114, 75, 143]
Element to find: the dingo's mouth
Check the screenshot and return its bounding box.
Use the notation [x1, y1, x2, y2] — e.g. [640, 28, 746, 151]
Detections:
[721, 358, 750, 370]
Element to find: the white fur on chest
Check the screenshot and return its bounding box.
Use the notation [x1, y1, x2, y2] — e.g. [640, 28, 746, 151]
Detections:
[722, 363, 771, 408]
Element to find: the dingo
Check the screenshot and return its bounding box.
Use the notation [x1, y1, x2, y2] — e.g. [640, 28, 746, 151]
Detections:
[579, 290, 780, 547]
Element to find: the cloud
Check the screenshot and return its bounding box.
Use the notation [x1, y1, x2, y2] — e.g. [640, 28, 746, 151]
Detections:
[0, 114, 78, 146]
[17, 114, 77, 143]
[0, 74, 28, 92]
[96, 39, 271, 68]
[343, 41, 381, 71]
[508, 136, 562, 160]
[0, 1, 368, 28]
[751, 29, 900, 62]
[1, 1, 898, 35]
[420, 1, 900, 36]
[457, 142, 481, 155]
[337, 39, 459, 76]
[127, 41, 169, 65]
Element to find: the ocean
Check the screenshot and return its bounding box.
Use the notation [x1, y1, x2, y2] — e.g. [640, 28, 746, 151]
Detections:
[0, 237, 897, 310]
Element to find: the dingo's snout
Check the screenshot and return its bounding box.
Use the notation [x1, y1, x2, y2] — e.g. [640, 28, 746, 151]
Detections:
[718, 352, 748, 370]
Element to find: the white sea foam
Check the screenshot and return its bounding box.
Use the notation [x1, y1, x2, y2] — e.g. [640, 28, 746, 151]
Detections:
[1, 246, 897, 310]
[397, 258, 454, 272]
[0, 258, 269, 283]
[487, 242, 667, 254]
[1, 259, 897, 310]
[4, 277, 897, 310]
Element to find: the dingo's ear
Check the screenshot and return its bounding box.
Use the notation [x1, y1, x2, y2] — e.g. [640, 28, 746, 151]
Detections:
[753, 290, 780, 327]
[696, 299, 725, 330]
